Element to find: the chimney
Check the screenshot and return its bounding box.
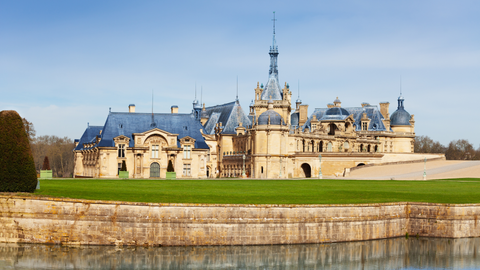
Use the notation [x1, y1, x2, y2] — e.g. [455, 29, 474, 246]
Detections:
[379, 102, 390, 119]
[128, 104, 135, 113]
[171, 105, 178, 114]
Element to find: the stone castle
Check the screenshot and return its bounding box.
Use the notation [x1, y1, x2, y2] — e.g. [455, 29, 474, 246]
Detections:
[74, 19, 425, 179]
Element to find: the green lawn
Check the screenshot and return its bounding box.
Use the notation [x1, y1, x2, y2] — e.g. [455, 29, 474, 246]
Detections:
[30, 178, 480, 205]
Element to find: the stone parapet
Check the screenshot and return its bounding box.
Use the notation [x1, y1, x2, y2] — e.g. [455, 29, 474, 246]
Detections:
[0, 196, 478, 246]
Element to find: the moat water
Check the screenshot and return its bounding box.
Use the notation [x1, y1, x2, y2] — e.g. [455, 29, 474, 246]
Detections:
[1, 237, 480, 269]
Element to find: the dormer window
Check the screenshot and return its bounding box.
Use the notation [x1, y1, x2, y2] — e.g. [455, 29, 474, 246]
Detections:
[183, 145, 191, 159]
[362, 122, 368, 131]
[118, 144, 125, 158]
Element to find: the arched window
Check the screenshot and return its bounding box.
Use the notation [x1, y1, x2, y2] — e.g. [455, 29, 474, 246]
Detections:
[327, 142, 332, 152]
[150, 162, 160, 178]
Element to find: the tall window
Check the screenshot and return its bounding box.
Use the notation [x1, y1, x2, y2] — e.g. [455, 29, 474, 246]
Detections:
[183, 164, 191, 176]
[118, 144, 125, 158]
[183, 145, 191, 159]
[362, 122, 368, 131]
[151, 145, 159, 158]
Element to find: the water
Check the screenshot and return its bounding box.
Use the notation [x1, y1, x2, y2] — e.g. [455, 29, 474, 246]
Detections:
[1, 237, 479, 269]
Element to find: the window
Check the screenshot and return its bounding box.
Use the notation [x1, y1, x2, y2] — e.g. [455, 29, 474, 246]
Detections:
[312, 124, 316, 131]
[327, 142, 332, 152]
[362, 122, 368, 131]
[183, 145, 191, 159]
[183, 164, 191, 176]
[118, 144, 125, 158]
[151, 145, 159, 158]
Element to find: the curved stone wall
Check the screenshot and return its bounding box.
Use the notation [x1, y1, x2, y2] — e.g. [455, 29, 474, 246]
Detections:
[0, 196, 479, 246]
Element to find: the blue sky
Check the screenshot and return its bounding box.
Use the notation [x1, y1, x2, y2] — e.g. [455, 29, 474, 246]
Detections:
[1, 0, 479, 146]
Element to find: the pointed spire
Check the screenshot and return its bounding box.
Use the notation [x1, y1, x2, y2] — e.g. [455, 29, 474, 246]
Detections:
[151, 89, 156, 127]
[262, 11, 282, 101]
[236, 76, 239, 103]
[271, 11, 277, 53]
[398, 76, 405, 109]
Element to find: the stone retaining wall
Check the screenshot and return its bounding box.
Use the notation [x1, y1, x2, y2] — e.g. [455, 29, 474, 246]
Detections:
[1, 196, 479, 246]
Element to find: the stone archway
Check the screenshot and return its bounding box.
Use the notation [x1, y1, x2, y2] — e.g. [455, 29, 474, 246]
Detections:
[150, 162, 160, 178]
[301, 163, 312, 178]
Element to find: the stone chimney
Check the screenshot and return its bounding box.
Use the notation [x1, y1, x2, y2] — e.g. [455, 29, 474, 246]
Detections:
[379, 102, 390, 119]
[171, 106, 178, 114]
[128, 104, 135, 113]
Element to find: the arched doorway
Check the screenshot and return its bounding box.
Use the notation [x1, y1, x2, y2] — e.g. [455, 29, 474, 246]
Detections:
[150, 162, 160, 178]
[301, 163, 312, 178]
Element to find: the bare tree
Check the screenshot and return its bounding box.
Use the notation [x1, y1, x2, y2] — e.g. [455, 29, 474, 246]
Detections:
[445, 139, 477, 160]
[32, 135, 75, 177]
[414, 136, 446, 154]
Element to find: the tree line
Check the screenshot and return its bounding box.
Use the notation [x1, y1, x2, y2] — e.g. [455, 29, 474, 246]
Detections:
[414, 136, 480, 160]
[23, 118, 75, 177]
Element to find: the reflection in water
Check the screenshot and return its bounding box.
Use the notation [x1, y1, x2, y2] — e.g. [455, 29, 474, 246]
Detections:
[1, 237, 479, 270]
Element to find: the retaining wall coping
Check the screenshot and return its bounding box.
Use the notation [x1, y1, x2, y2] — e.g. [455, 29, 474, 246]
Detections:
[1, 195, 479, 208]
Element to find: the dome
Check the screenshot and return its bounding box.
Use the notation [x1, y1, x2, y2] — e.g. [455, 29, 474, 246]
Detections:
[391, 94, 411, 126]
[390, 108, 411, 126]
[290, 112, 299, 126]
[334, 97, 341, 103]
[258, 110, 283, 125]
[321, 107, 350, 120]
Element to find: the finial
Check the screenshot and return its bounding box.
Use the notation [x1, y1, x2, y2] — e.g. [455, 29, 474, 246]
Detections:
[109, 107, 111, 113]
[236, 76, 239, 101]
[272, 11, 276, 35]
[298, 80, 300, 99]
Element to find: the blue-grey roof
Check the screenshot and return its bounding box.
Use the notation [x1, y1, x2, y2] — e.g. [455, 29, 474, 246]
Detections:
[261, 75, 283, 100]
[390, 95, 411, 126]
[304, 105, 387, 131]
[291, 112, 299, 126]
[202, 101, 252, 135]
[391, 108, 411, 126]
[76, 112, 209, 150]
[74, 125, 103, 151]
[321, 107, 350, 120]
[258, 109, 284, 125]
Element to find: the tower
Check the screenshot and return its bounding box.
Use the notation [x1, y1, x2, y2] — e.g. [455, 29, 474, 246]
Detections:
[253, 12, 292, 125]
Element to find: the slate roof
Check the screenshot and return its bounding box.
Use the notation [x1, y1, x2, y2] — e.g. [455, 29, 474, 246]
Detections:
[390, 96, 411, 126]
[74, 125, 103, 151]
[261, 75, 283, 100]
[258, 109, 284, 125]
[202, 101, 252, 135]
[303, 105, 387, 132]
[75, 112, 209, 151]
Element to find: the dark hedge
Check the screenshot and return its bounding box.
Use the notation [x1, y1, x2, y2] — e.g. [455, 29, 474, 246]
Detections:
[0, 110, 37, 192]
[167, 160, 174, 172]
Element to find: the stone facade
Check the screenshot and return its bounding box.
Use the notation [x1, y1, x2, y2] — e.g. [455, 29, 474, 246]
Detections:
[73, 22, 435, 179]
[1, 196, 480, 246]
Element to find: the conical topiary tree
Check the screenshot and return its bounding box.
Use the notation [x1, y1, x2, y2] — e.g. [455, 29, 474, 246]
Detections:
[120, 160, 127, 171]
[0, 110, 37, 192]
[42, 156, 51, 170]
[167, 159, 174, 172]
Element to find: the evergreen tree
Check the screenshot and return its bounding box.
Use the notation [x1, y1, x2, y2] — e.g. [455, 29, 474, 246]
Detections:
[0, 110, 37, 192]
[120, 160, 127, 171]
[42, 156, 51, 170]
[167, 160, 174, 172]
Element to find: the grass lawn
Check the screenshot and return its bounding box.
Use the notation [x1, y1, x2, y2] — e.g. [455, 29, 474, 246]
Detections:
[29, 178, 480, 205]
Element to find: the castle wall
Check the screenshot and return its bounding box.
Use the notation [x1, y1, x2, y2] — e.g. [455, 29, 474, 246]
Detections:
[1, 196, 480, 246]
